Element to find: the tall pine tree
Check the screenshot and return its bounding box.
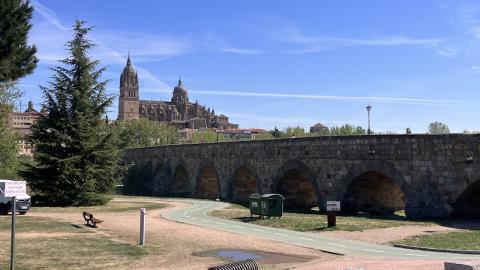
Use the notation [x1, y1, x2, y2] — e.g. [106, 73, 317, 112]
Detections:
[0, 0, 38, 82]
[22, 21, 121, 206]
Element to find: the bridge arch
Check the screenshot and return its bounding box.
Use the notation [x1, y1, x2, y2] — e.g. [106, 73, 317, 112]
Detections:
[450, 178, 480, 218]
[194, 160, 221, 199]
[170, 162, 191, 197]
[124, 160, 154, 195]
[228, 161, 259, 203]
[273, 160, 323, 208]
[340, 160, 409, 215]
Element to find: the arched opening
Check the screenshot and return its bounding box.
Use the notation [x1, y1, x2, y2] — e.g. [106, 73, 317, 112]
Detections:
[277, 169, 317, 208]
[196, 164, 219, 199]
[231, 167, 257, 203]
[171, 165, 190, 197]
[123, 161, 153, 196]
[451, 180, 480, 218]
[343, 171, 405, 215]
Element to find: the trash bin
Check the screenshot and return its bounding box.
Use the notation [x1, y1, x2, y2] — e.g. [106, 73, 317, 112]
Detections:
[260, 194, 285, 218]
[249, 193, 262, 217]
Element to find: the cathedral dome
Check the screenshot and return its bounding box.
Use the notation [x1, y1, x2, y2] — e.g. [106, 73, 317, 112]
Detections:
[173, 79, 188, 98]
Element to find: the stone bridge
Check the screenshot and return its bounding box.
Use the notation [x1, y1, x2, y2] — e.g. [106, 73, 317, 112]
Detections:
[123, 134, 480, 219]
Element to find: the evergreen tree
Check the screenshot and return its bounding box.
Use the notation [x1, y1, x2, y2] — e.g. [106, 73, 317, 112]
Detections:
[0, 0, 38, 82]
[22, 21, 121, 206]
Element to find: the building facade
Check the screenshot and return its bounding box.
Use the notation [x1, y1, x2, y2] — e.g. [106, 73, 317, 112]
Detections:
[9, 101, 42, 156]
[118, 55, 238, 130]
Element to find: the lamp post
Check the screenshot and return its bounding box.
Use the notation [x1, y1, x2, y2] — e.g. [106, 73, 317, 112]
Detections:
[366, 105, 372, 135]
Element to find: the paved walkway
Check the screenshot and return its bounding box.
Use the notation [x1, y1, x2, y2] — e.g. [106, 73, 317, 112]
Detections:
[161, 198, 480, 260]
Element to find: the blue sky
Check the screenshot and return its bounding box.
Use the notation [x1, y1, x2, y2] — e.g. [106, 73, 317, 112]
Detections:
[18, 0, 480, 132]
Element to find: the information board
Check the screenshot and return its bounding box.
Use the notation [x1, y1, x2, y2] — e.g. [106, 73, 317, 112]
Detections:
[326, 201, 341, 211]
[4, 181, 26, 197]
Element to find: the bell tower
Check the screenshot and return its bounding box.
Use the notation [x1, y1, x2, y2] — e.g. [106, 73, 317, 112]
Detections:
[118, 53, 139, 120]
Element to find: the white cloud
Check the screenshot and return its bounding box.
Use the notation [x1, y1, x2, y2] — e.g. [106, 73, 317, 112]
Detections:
[188, 89, 467, 107]
[31, 1, 192, 65]
[220, 47, 262, 55]
[31, 0, 68, 31]
[273, 22, 446, 54]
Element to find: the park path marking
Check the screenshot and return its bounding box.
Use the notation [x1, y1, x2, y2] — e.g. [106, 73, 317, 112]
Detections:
[232, 225, 243, 229]
[405, 253, 428, 257]
[274, 232, 287, 237]
[252, 228, 264, 232]
[297, 237, 314, 242]
[214, 221, 225, 225]
[362, 248, 385, 253]
[328, 242, 348, 248]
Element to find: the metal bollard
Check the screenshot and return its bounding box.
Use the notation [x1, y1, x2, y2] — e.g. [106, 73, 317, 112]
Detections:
[207, 259, 258, 270]
[139, 208, 146, 245]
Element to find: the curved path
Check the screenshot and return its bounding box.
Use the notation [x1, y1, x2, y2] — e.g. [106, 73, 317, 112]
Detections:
[162, 198, 480, 260]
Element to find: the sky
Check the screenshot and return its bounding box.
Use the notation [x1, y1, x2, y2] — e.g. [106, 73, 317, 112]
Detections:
[17, 0, 480, 133]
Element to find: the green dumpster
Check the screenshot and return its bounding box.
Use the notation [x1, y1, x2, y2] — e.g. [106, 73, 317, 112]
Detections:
[260, 194, 285, 218]
[249, 193, 262, 217]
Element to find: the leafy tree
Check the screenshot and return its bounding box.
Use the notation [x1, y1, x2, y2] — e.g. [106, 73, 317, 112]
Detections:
[0, 81, 22, 178]
[428, 121, 450, 134]
[22, 21, 121, 206]
[329, 124, 367, 135]
[189, 129, 225, 143]
[254, 132, 273, 140]
[270, 126, 281, 138]
[0, 0, 38, 82]
[282, 126, 306, 138]
[114, 118, 178, 149]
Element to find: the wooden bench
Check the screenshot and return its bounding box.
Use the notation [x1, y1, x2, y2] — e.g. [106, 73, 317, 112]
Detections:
[82, 211, 104, 228]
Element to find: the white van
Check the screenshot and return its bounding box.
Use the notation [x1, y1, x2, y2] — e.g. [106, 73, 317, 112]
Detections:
[0, 180, 31, 215]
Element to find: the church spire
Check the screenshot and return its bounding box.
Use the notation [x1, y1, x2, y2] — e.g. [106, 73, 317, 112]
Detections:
[127, 51, 131, 66]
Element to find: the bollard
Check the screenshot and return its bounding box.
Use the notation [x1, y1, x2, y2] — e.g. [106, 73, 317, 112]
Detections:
[327, 211, 336, 228]
[139, 208, 146, 245]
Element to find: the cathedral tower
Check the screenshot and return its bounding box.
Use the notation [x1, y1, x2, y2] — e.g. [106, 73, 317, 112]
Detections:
[118, 54, 139, 120]
[172, 78, 189, 120]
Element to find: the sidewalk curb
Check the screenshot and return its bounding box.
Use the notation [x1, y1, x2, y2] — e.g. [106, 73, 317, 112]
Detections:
[393, 244, 480, 255]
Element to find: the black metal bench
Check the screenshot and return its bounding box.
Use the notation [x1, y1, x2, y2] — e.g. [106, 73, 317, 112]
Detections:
[82, 211, 103, 228]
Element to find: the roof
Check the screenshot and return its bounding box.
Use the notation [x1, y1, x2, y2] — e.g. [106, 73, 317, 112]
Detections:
[249, 128, 269, 133]
[311, 123, 327, 129]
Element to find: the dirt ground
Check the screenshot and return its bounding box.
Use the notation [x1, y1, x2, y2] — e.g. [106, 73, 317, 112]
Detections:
[27, 199, 471, 270]
[321, 225, 461, 244]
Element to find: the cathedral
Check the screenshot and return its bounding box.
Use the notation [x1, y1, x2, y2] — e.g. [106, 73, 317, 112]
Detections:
[118, 55, 238, 130]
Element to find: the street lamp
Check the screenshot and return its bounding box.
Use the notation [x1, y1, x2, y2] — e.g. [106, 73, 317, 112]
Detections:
[366, 105, 372, 135]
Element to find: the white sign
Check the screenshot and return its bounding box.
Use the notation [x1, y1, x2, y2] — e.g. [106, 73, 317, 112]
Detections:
[326, 201, 341, 212]
[4, 181, 26, 197]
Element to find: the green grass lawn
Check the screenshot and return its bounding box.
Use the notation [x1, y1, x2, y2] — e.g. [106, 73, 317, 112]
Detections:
[30, 200, 168, 214]
[210, 204, 434, 232]
[0, 216, 91, 233]
[394, 230, 480, 250]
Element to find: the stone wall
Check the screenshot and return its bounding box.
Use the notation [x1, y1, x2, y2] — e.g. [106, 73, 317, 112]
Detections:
[123, 134, 480, 219]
